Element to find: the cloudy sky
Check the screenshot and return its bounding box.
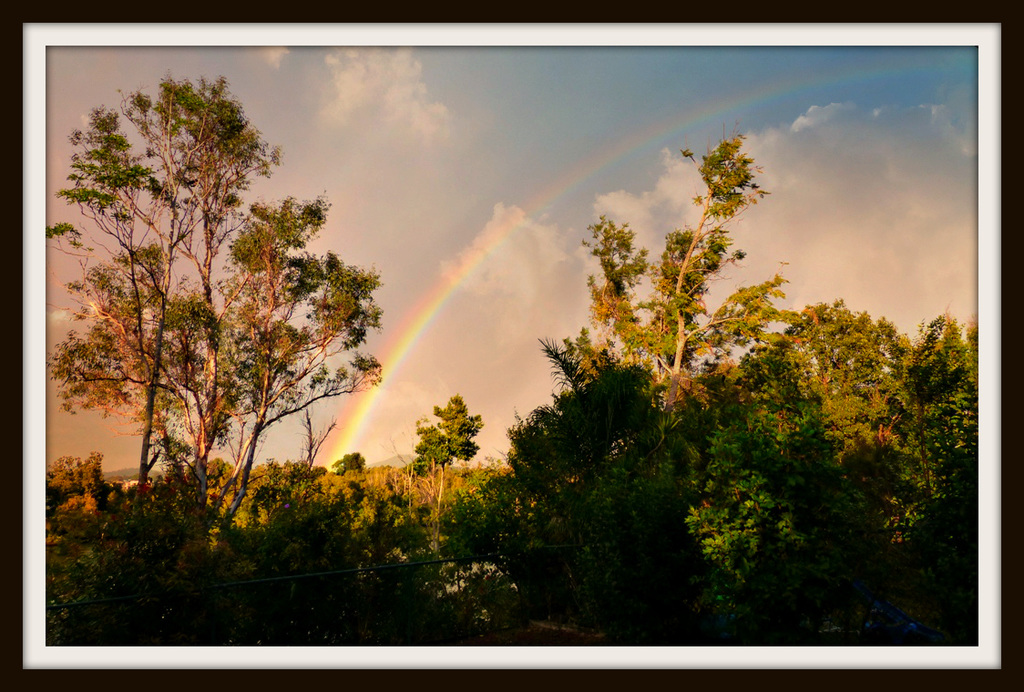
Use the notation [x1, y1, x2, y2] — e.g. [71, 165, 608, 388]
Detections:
[32, 25, 994, 474]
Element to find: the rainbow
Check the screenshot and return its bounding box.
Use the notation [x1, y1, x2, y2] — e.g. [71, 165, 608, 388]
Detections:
[325, 58, 970, 463]
[326, 119, 682, 463]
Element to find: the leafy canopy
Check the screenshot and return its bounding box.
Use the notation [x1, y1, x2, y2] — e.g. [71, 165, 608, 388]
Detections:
[414, 394, 484, 473]
[584, 134, 785, 409]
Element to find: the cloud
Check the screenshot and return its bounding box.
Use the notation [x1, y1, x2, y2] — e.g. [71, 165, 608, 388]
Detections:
[748, 101, 978, 331]
[357, 378, 450, 460]
[447, 203, 579, 325]
[442, 203, 529, 284]
[47, 307, 74, 325]
[259, 47, 290, 69]
[789, 102, 855, 133]
[580, 99, 978, 335]
[412, 203, 590, 457]
[321, 48, 450, 142]
[592, 148, 703, 249]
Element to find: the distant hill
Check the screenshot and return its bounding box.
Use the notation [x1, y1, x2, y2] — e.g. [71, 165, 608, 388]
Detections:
[368, 455, 412, 469]
[103, 467, 139, 481]
[103, 467, 165, 481]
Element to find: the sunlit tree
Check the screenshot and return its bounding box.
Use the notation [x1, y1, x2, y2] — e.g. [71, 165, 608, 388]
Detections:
[584, 134, 785, 409]
[215, 197, 382, 516]
[48, 76, 281, 486]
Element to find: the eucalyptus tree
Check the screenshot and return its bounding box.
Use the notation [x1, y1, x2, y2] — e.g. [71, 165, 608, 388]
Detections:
[48, 75, 280, 486]
[215, 197, 382, 516]
[584, 135, 786, 409]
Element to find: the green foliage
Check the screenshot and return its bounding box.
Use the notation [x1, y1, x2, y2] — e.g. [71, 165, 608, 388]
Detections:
[413, 394, 484, 473]
[768, 301, 912, 591]
[48, 74, 382, 510]
[46, 470, 232, 645]
[216, 196, 383, 514]
[225, 197, 384, 426]
[46, 452, 111, 519]
[474, 340, 709, 639]
[49, 250, 163, 418]
[780, 300, 906, 455]
[889, 315, 979, 643]
[46, 311, 979, 646]
[47, 460, 491, 645]
[583, 135, 785, 409]
[685, 395, 864, 642]
[49, 75, 283, 486]
[574, 465, 706, 643]
[444, 464, 519, 557]
[409, 395, 484, 552]
[332, 452, 366, 475]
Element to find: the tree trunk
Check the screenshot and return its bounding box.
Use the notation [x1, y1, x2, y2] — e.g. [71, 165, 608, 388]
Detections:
[138, 296, 168, 487]
[226, 421, 266, 517]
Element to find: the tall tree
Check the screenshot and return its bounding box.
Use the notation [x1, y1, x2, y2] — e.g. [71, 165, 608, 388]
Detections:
[48, 75, 280, 486]
[414, 394, 483, 550]
[584, 134, 785, 409]
[215, 197, 382, 516]
[494, 340, 704, 636]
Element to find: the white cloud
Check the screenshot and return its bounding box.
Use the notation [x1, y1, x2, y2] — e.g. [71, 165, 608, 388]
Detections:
[442, 203, 529, 284]
[47, 307, 74, 325]
[360, 378, 450, 460]
[592, 188, 658, 243]
[592, 148, 704, 250]
[321, 48, 450, 142]
[448, 203, 576, 316]
[789, 102, 855, 133]
[416, 203, 590, 454]
[747, 101, 977, 331]
[259, 47, 290, 69]
[926, 103, 978, 157]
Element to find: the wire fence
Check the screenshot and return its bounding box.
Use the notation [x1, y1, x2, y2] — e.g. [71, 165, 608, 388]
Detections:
[46, 547, 578, 646]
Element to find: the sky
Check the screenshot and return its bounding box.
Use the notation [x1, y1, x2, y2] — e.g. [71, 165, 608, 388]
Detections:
[34, 26, 991, 476]
[25, 24, 1000, 670]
